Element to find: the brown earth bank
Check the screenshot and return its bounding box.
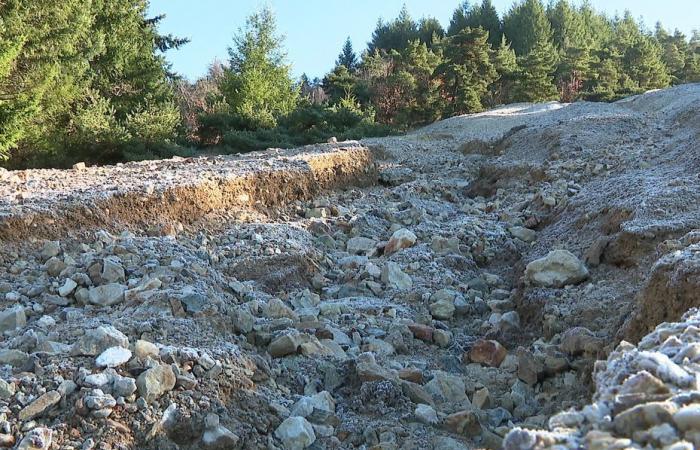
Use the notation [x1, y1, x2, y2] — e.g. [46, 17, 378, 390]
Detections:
[0, 83, 698, 450]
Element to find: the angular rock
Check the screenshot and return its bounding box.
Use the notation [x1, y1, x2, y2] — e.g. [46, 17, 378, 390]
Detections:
[72, 325, 129, 356]
[0, 305, 26, 333]
[88, 283, 126, 306]
[346, 236, 377, 255]
[18, 391, 61, 421]
[275, 416, 316, 449]
[381, 262, 412, 290]
[136, 364, 176, 401]
[96, 346, 133, 368]
[16, 427, 52, 450]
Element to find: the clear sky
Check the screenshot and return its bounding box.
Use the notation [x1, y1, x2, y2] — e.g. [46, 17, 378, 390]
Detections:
[148, 0, 700, 81]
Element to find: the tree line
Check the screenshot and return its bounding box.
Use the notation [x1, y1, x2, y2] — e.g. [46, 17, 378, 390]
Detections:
[1, 0, 698, 168]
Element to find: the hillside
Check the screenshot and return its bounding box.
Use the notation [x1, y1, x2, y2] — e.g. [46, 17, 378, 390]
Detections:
[0, 83, 698, 449]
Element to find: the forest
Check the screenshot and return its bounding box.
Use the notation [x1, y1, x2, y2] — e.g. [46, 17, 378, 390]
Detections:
[1, 0, 698, 168]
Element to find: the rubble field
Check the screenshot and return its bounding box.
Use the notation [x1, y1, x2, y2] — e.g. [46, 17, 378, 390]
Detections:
[0, 83, 698, 450]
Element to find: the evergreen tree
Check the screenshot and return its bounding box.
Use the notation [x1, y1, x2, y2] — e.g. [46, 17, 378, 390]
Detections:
[417, 18, 446, 48]
[447, 1, 502, 46]
[219, 7, 299, 129]
[588, 46, 626, 100]
[488, 36, 519, 105]
[368, 6, 419, 53]
[336, 37, 358, 71]
[503, 0, 553, 56]
[436, 27, 497, 114]
[323, 65, 358, 104]
[513, 37, 559, 102]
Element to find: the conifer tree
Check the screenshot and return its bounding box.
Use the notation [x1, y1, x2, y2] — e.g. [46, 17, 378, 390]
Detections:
[503, 0, 553, 56]
[368, 6, 419, 53]
[489, 36, 519, 105]
[513, 37, 559, 102]
[336, 37, 358, 71]
[436, 27, 497, 114]
[219, 7, 299, 129]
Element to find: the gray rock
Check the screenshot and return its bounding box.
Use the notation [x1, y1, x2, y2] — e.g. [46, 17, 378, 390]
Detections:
[0, 349, 29, 367]
[509, 226, 536, 243]
[72, 325, 129, 356]
[524, 250, 589, 288]
[101, 257, 125, 283]
[346, 236, 378, 255]
[58, 278, 77, 297]
[88, 283, 126, 306]
[381, 262, 412, 290]
[0, 305, 26, 333]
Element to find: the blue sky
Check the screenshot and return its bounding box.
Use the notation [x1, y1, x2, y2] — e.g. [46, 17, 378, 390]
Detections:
[148, 0, 699, 81]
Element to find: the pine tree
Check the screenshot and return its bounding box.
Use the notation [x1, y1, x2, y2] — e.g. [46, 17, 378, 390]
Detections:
[488, 36, 519, 105]
[220, 7, 299, 129]
[588, 46, 626, 100]
[503, 0, 553, 56]
[336, 37, 358, 71]
[436, 27, 497, 114]
[418, 18, 446, 48]
[447, 1, 502, 47]
[513, 37, 559, 102]
[368, 6, 419, 53]
[323, 65, 358, 104]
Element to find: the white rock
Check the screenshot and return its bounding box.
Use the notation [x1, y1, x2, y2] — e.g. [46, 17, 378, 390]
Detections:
[58, 278, 77, 297]
[385, 228, 417, 254]
[275, 416, 316, 449]
[96, 346, 133, 368]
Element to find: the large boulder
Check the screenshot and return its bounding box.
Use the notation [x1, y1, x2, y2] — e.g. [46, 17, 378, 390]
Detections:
[524, 250, 589, 288]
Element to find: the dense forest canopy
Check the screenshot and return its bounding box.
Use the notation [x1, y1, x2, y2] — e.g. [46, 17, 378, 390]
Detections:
[1, 0, 698, 168]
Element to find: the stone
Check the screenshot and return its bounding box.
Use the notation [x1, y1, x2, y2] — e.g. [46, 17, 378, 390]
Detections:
[560, 327, 601, 355]
[40, 241, 61, 260]
[385, 228, 417, 255]
[415, 404, 439, 425]
[58, 278, 78, 297]
[269, 332, 303, 357]
[356, 352, 396, 382]
[509, 226, 536, 243]
[473, 387, 490, 409]
[424, 371, 468, 404]
[275, 416, 316, 449]
[0, 379, 15, 399]
[613, 401, 677, 436]
[469, 340, 507, 367]
[430, 296, 455, 320]
[0, 305, 26, 333]
[72, 325, 129, 356]
[101, 257, 125, 283]
[18, 391, 61, 421]
[72, 162, 86, 170]
[620, 371, 669, 396]
[0, 349, 29, 367]
[401, 381, 434, 405]
[113, 375, 137, 397]
[16, 427, 52, 450]
[346, 236, 377, 255]
[88, 283, 126, 306]
[517, 347, 544, 385]
[674, 404, 700, 432]
[96, 346, 133, 368]
[44, 257, 66, 277]
[433, 329, 452, 348]
[408, 323, 434, 342]
[444, 409, 482, 436]
[202, 413, 239, 448]
[136, 364, 176, 401]
[291, 391, 335, 418]
[524, 250, 589, 288]
[134, 340, 159, 359]
[381, 262, 412, 290]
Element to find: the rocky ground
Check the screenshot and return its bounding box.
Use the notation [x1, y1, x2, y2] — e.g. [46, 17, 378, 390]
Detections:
[0, 83, 698, 450]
